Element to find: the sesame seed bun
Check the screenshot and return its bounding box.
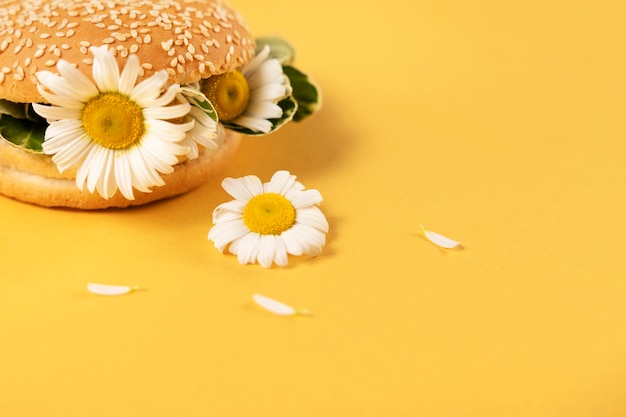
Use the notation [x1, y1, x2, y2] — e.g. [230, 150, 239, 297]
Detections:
[0, 0, 255, 208]
[0, 0, 256, 102]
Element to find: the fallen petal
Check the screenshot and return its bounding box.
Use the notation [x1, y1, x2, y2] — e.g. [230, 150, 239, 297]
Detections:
[252, 293, 308, 316]
[87, 282, 139, 296]
[420, 225, 461, 249]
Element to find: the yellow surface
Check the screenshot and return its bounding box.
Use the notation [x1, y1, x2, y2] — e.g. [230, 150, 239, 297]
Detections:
[1, 1, 626, 416]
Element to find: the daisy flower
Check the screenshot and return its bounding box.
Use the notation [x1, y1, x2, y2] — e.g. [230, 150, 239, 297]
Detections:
[200, 45, 291, 134]
[33, 45, 193, 200]
[208, 170, 329, 268]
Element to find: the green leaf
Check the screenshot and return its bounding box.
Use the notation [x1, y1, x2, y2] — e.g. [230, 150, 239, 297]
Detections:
[180, 85, 218, 123]
[255, 37, 295, 65]
[0, 99, 29, 119]
[283, 65, 321, 122]
[0, 114, 46, 152]
[223, 95, 297, 136]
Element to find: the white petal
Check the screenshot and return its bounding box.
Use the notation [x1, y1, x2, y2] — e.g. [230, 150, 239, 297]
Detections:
[90, 45, 120, 92]
[289, 189, 323, 209]
[241, 46, 270, 77]
[421, 225, 461, 249]
[87, 283, 138, 296]
[118, 54, 140, 95]
[252, 294, 296, 316]
[50, 61, 99, 100]
[222, 176, 259, 201]
[243, 100, 283, 120]
[232, 232, 261, 265]
[295, 206, 329, 233]
[257, 234, 278, 268]
[130, 70, 169, 102]
[208, 220, 249, 252]
[32, 104, 81, 121]
[114, 154, 135, 200]
[230, 115, 272, 133]
[143, 102, 190, 120]
[263, 170, 294, 194]
[273, 237, 289, 267]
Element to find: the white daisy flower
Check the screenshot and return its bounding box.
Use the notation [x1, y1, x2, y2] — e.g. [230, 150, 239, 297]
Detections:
[208, 170, 329, 268]
[201, 45, 290, 134]
[33, 45, 193, 200]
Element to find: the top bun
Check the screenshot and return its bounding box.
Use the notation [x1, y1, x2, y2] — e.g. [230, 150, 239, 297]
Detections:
[0, 0, 256, 103]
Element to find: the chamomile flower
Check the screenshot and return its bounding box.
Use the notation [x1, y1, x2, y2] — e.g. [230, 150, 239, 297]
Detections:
[208, 170, 329, 268]
[33, 45, 193, 200]
[201, 45, 290, 134]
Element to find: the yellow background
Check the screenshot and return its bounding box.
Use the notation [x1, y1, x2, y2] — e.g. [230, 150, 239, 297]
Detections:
[1, 0, 626, 415]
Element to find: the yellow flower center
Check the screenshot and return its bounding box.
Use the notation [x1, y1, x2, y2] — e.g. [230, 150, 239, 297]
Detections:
[81, 92, 145, 149]
[243, 193, 296, 235]
[201, 71, 250, 122]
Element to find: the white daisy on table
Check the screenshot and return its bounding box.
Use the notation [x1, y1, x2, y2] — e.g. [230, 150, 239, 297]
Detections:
[208, 170, 329, 268]
[200, 45, 291, 134]
[33, 45, 193, 200]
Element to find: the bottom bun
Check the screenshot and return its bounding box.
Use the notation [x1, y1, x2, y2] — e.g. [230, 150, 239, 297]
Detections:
[0, 129, 242, 209]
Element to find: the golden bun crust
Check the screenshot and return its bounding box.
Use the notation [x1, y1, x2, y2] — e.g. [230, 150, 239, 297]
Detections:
[0, 129, 242, 209]
[0, 0, 256, 103]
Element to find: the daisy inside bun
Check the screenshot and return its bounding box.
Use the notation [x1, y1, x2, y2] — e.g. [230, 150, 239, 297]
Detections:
[0, 0, 320, 209]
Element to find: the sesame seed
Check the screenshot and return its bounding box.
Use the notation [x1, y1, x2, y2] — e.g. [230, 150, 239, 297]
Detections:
[66, 29, 75, 37]
[34, 48, 45, 58]
[103, 37, 114, 44]
[39, 33, 51, 39]
[161, 39, 173, 50]
[166, 68, 175, 76]
[45, 59, 57, 67]
[1, 67, 10, 74]
[82, 58, 93, 65]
